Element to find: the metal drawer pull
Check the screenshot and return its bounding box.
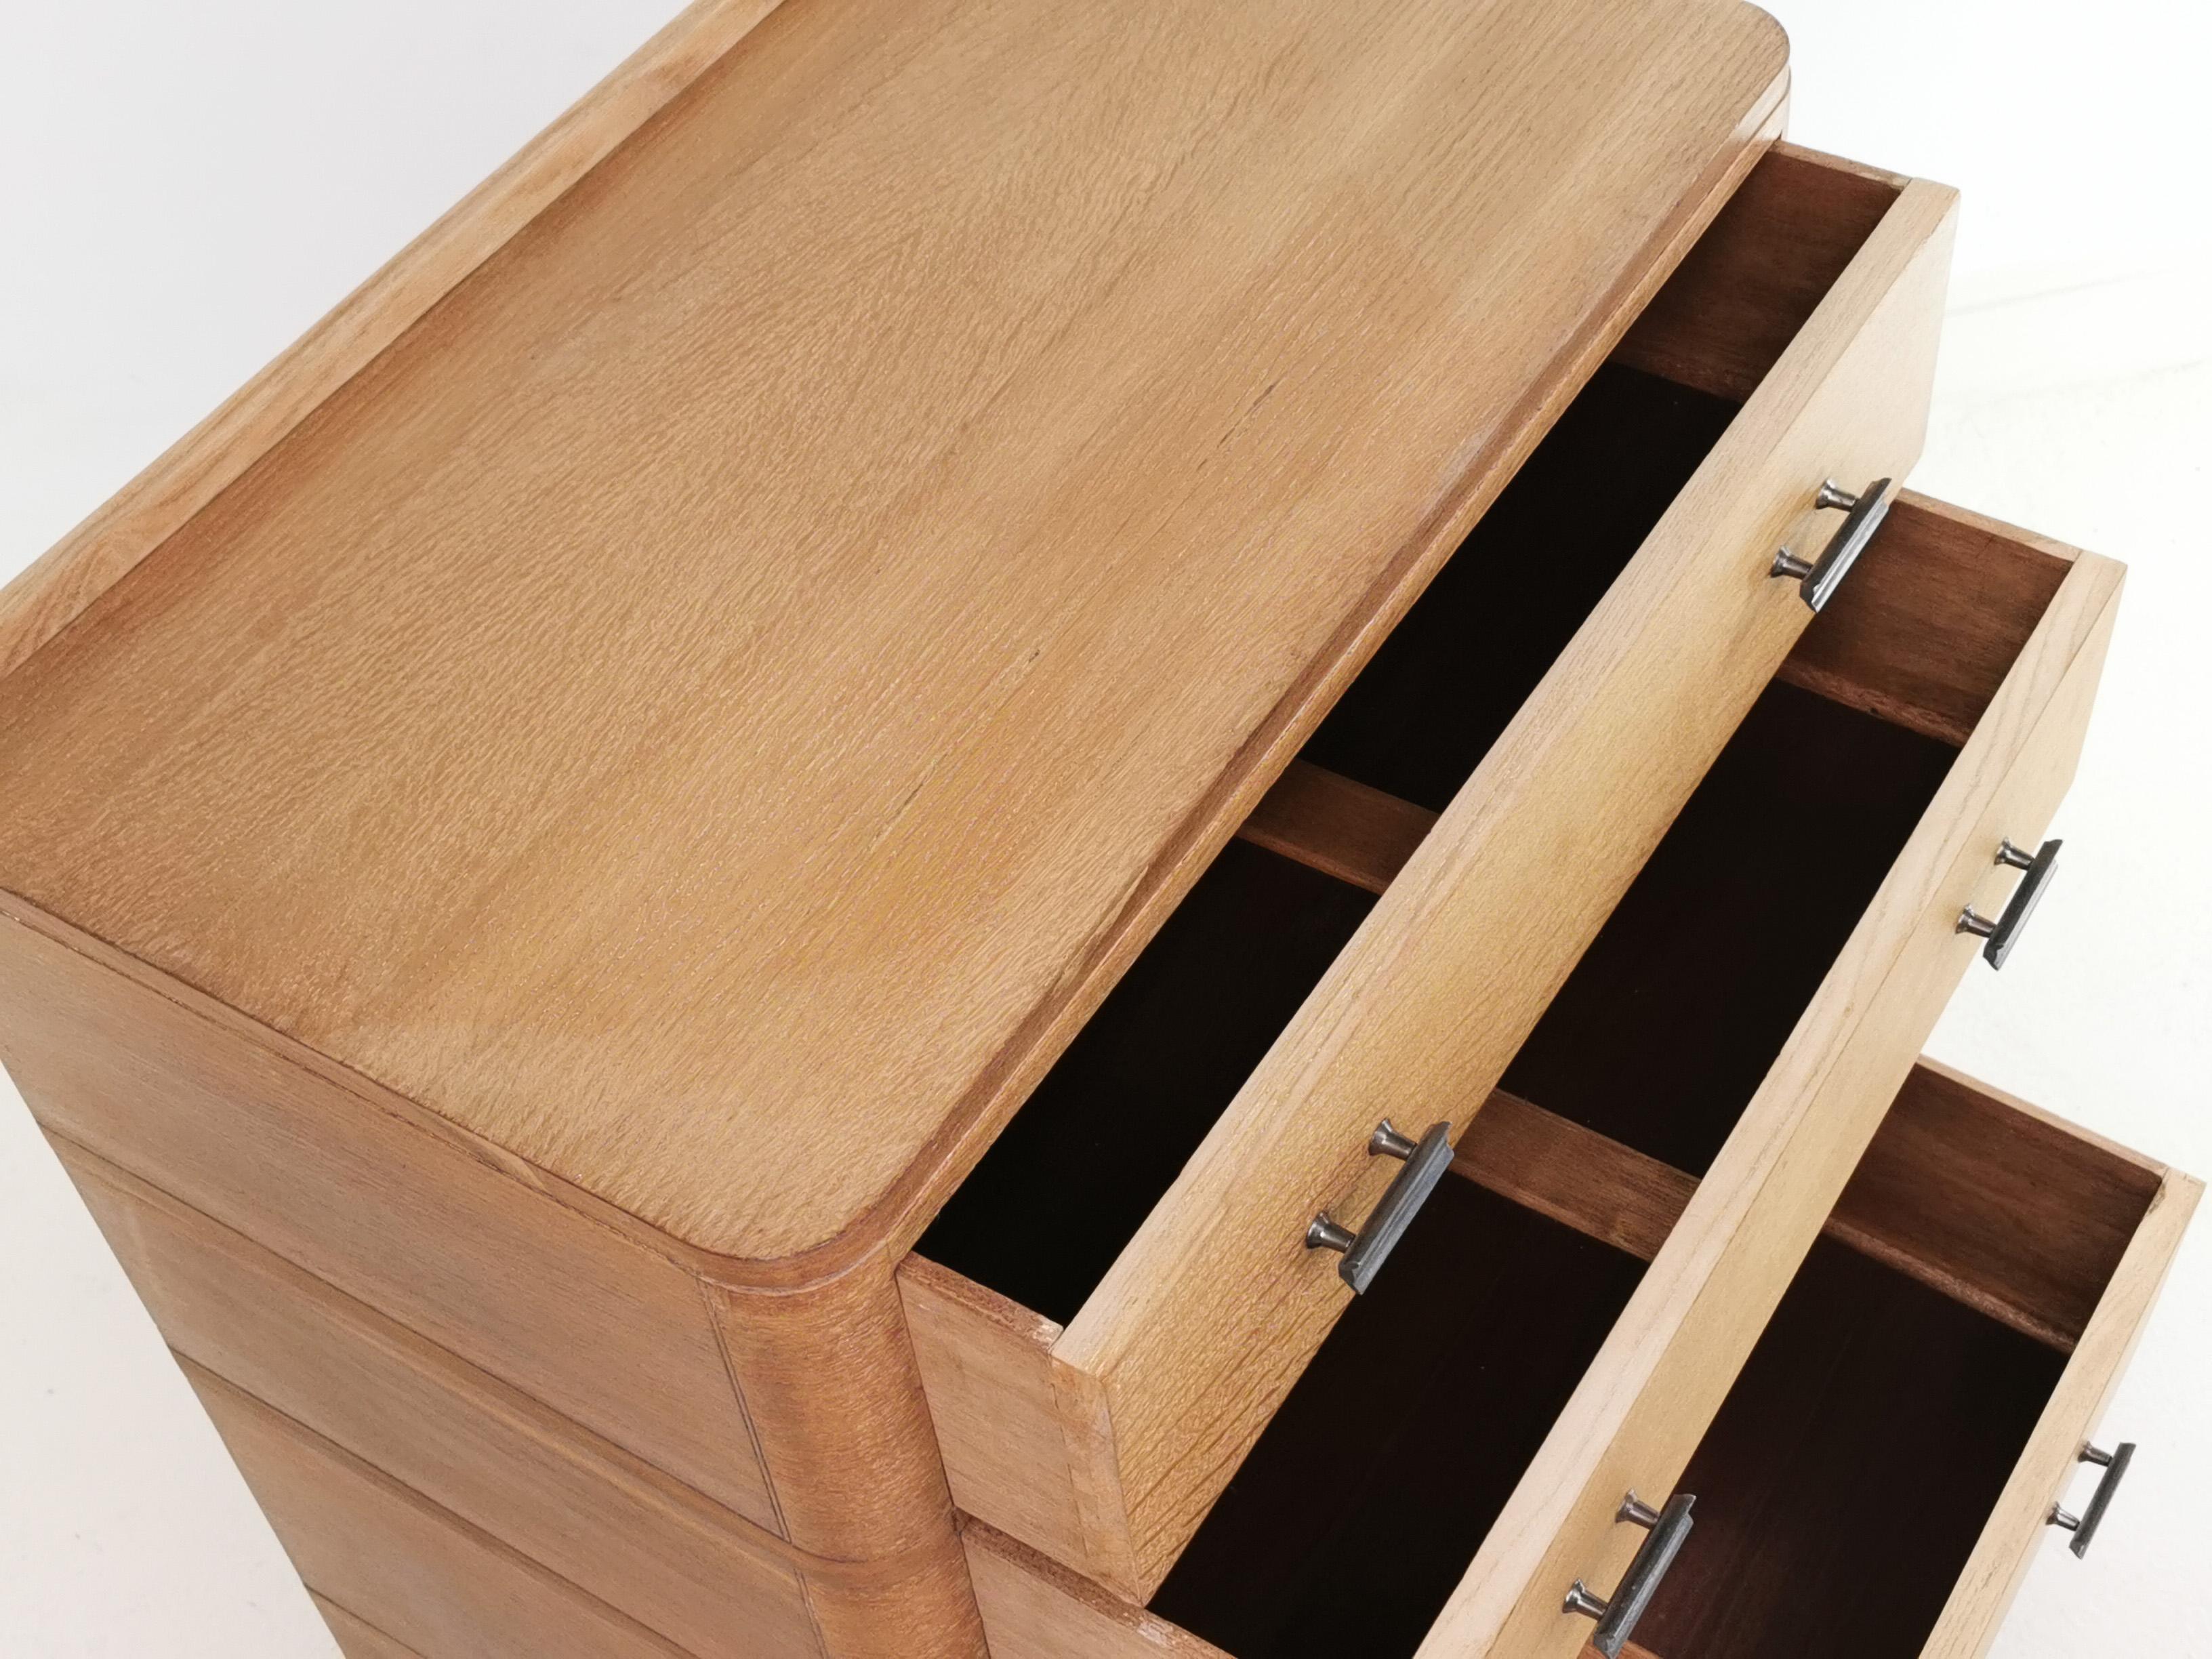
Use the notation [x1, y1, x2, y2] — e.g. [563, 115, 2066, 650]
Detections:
[1563, 1490, 1696, 1658]
[1303, 1118, 1454, 1294]
[2050, 1441, 2135, 1557]
[1769, 475, 1892, 612]
[1957, 837, 2061, 969]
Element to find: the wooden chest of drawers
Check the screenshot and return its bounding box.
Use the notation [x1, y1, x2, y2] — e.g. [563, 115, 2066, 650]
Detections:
[0, 3, 2193, 1658]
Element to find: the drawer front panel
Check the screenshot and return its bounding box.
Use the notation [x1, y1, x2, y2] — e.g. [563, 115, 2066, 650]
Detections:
[1920, 1132, 2199, 1656]
[909, 148, 1960, 1599]
[186, 1365, 684, 1659]
[47, 1141, 822, 1659]
[1424, 535, 2123, 1658]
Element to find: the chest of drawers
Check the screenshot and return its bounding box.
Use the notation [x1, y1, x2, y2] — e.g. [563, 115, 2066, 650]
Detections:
[0, 3, 2193, 1658]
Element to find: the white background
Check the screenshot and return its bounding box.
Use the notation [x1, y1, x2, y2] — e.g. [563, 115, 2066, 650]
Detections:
[2, 3, 2206, 1654]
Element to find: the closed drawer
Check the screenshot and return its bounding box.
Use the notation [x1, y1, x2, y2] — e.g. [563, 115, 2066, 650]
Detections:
[46, 1138, 966, 1659]
[962, 1061, 2196, 1659]
[901, 143, 1958, 1599]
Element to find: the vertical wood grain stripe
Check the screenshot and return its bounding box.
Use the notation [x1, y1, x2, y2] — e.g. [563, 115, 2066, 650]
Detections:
[0, 0, 785, 680]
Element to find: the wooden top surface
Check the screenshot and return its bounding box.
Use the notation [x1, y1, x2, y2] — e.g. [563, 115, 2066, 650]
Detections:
[0, 0, 1786, 1266]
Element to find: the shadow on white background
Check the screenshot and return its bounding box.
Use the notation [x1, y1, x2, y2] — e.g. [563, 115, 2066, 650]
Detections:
[2, 3, 2205, 1655]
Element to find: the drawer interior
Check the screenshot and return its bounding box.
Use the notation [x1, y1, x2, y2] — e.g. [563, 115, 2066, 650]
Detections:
[1147, 1062, 2162, 1659]
[1624, 1062, 2163, 1659]
[918, 148, 1903, 1321]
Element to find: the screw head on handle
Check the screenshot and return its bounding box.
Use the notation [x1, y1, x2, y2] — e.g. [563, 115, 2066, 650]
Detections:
[1369, 1119, 1420, 1160]
[1304, 1213, 1355, 1254]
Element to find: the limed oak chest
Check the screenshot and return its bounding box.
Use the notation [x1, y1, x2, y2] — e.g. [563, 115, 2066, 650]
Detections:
[0, 3, 2193, 1658]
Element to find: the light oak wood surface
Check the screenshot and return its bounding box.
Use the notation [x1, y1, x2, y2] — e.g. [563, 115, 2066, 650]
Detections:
[1921, 1137, 2200, 1659]
[960, 1521, 1650, 1659]
[0, 901, 775, 1528]
[900, 1258, 1103, 1585]
[52, 1139, 830, 1659]
[186, 1365, 689, 1659]
[0, 0, 786, 682]
[1037, 159, 1954, 1598]
[1237, 762, 1437, 897]
[0, 895, 985, 1652]
[1417, 524, 2122, 1659]
[1456, 1058, 2165, 1355]
[961, 1050, 2190, 1659]
[0, 0, 1786, 1275]
[312, 1597, 429, 1659]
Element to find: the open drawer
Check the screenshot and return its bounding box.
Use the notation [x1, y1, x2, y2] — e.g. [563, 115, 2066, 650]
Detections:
[899, 142, 1970, 1598]
[907, 479, 2124, 1614]
[959, 1060, 2196, 1659]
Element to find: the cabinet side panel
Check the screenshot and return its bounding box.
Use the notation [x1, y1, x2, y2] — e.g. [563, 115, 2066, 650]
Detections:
[50, 1140, 821, 1659]
[0, 906, 775, 1529]
[185, 1365, 682, 1659]
[312, 1597, 430, 1659]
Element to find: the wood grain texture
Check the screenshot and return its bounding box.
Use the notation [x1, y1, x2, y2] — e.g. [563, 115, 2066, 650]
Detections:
[1051, 167, 1957, 1597]
[0, 0, 786, 680]
[0, 0, 1787, 1273]
[1613, 142, 1904, 402]
[966, 1521, 1234, 1659]
[50, 1139, 824, 1659]
[702, 1254, 975, 1572]
[1237, 761, 1437, 895]
[1829, 1059, 2165, 1352]
[962, 1520, 1647, 1659]
[899, 1258, 1098, 1581]
[1778, 492, 2074, 747]
[1416, 541, 2123, 1659]
[185, 1364, 688, 1659]
[1453, 1090, 1698, 1263]
[1922, 1168, 2201, 1659]
[0, 896, 984, 1652]
[1457, 1061, 2163, 1353]
[312, 1598, 429, 1659]
[0, 899, 775, 1529]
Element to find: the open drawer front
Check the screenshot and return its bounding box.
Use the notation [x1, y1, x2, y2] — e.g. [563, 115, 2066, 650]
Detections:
[960, 1060, 2198, 1659]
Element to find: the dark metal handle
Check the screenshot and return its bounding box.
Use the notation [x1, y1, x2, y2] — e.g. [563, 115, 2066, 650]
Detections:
[1770, 476, 1892, 612]
[1563, 1491, 1696, 1658]
[2050, 1441, 2134, 1557]
[1957, 837, 2060, 969]
[1304, 1120, 1453, 1294]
